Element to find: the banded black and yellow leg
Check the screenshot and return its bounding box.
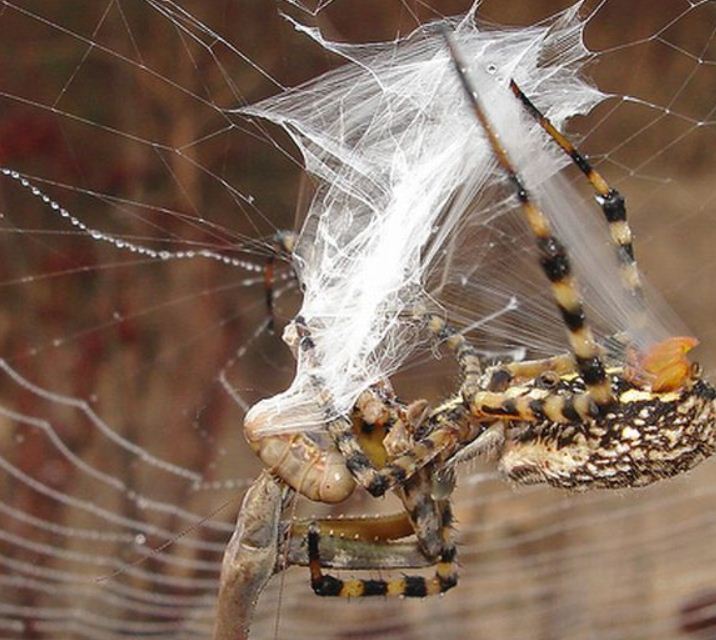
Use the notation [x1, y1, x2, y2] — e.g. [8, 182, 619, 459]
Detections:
[292, 317, 395, 494]
[505, 353, 575, 380]
[308, 502, 457, 598]
[509, 80, 642, 299]
[322, 415, 395, 497]
[420, 311, 482, 391]
[332, 398, 498, 497]
[397, 464, 446, 559]
[444, 33, 614, 410]
[327, 390, 465, 497]
[486, 353, 576, 391]
[475, 354, 589, 422]
[468, 388, 599, 423]
[296, 315, 466, 499]
[303, 372, 466, 498]
[293, 316, 480, 498]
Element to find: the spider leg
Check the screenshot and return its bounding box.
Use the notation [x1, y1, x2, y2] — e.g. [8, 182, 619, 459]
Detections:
[322, 395, 465, 590]
[509, 80, 642, 299]
[468, 388, 599, 423]
[471, 354, 600, 423]
[294, 315, 481, 497]
[421, 311, 483, 390]
[307, 500, 457, 597]
[290, 318, 392, 494]
[397, 463, 447, 559]
[445, 33, 614, 411]
[486, 353, 576, 391]
[299, 366, 458, 584]
[503, 353, 575, 380]
[331, 382, 477, 496]
[319, 383, 493, 498]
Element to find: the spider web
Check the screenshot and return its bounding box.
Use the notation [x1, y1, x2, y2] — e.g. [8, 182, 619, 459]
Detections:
[0, 1, 715, 639]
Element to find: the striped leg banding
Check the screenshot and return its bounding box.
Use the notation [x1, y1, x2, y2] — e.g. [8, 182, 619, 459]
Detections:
[509, 79, 643, 301]
[443, 33, 614, 410]
[308, 523, 458, 598]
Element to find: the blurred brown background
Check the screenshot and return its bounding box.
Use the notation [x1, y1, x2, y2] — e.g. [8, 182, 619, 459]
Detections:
[0, 1, 715, 638]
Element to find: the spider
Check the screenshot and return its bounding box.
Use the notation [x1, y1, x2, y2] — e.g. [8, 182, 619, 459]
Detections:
[243, 33, 716, 599]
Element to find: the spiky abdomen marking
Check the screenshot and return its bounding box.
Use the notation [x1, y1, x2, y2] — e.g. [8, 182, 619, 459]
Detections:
[499, 379, 716, 490]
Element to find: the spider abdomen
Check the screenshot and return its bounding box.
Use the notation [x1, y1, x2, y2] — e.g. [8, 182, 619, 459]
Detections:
[498, 378, 716, 490]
